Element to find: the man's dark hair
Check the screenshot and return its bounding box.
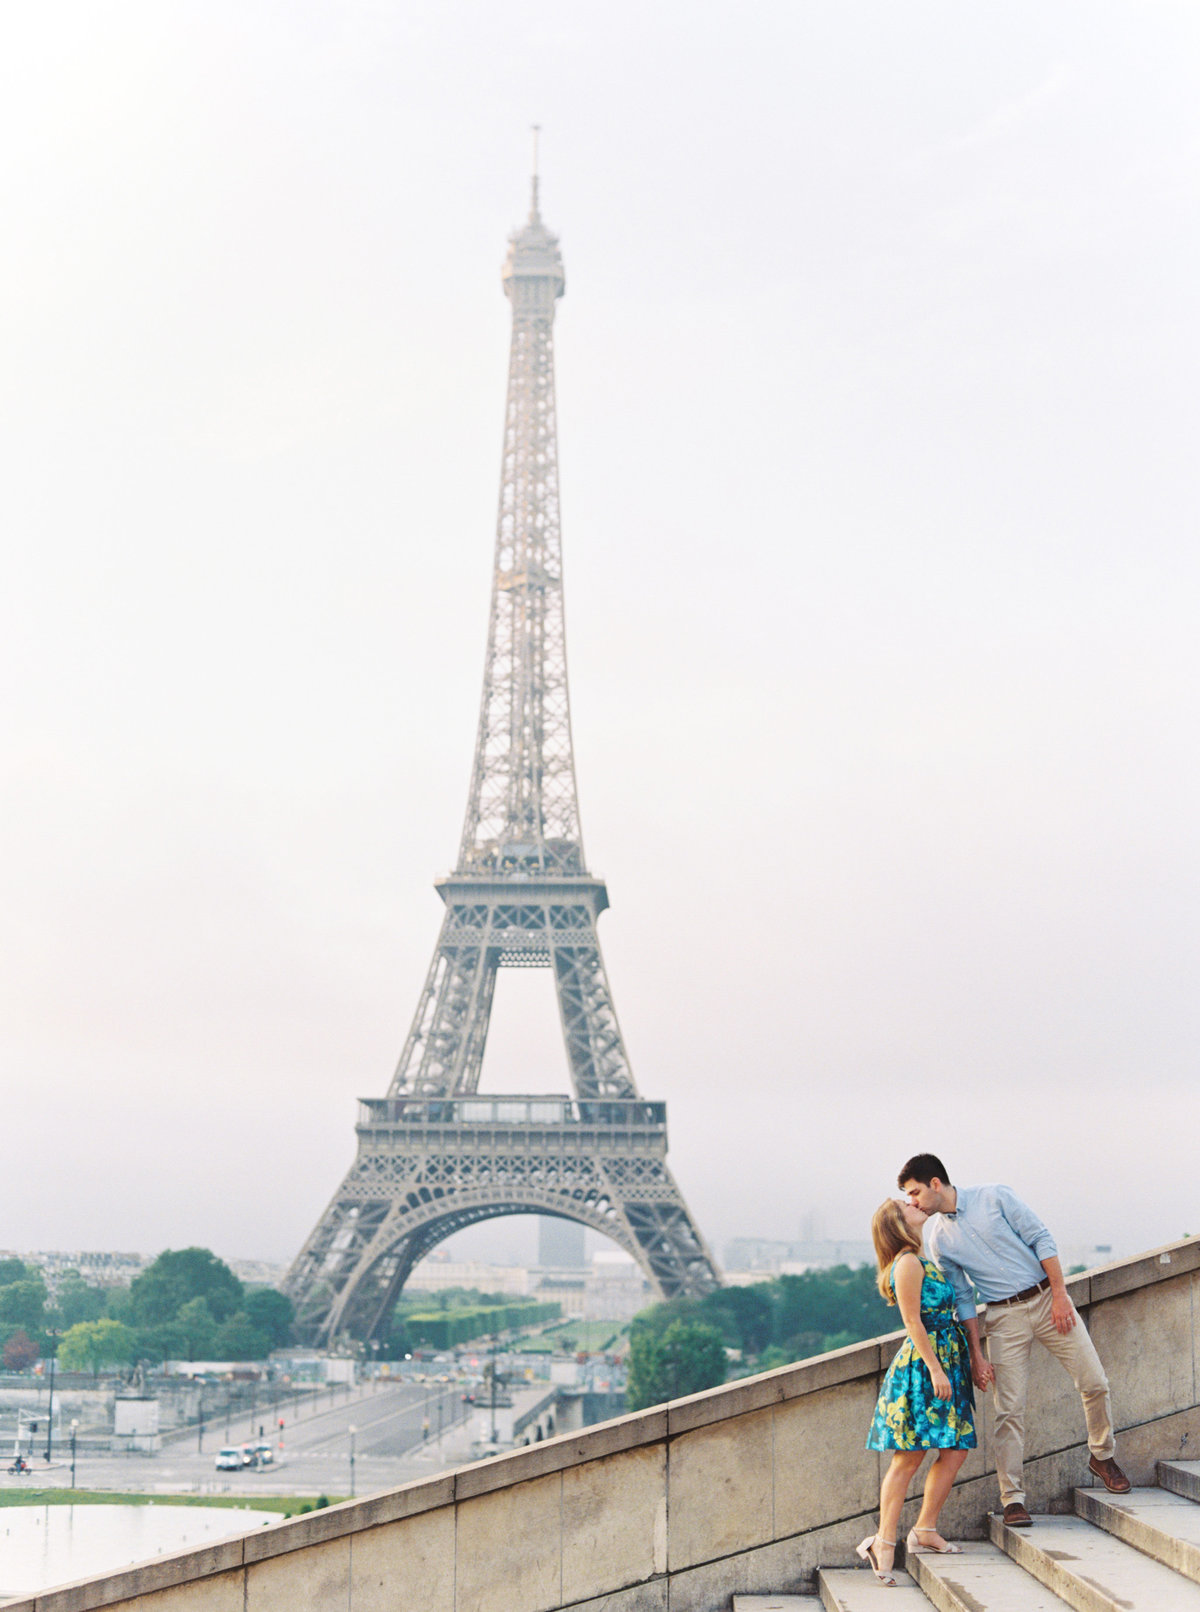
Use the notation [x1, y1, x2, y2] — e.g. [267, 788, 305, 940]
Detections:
[898, 1153, 951, 1189]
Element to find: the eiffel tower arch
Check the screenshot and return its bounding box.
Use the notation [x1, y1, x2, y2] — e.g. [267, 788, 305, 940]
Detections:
[286, 165, 721, 1346]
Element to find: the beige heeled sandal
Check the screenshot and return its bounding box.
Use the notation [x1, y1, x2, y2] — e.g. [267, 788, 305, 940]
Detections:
[856, 1535, 898, 1585]
[906, 1526, 962, 1555]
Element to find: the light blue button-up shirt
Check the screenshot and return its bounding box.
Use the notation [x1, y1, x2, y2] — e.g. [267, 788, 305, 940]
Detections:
[923, 1183, 1058, 1321]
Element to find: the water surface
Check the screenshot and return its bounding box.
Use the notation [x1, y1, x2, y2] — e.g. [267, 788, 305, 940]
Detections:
[0, 1503, 279, 1601]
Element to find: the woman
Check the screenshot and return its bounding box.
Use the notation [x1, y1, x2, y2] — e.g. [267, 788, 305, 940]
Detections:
[857, 1198, 976, 1586]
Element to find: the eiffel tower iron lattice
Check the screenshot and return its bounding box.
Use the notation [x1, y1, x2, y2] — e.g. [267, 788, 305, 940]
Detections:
[286, 172, 721, 1346]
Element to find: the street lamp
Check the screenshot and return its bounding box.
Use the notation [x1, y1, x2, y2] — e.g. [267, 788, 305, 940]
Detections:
[70, 1419, 79, 1489]
[348, 1424, 357, 1498]
[489, 1335, 503, 1446]
[43, 1352, 58, 1464]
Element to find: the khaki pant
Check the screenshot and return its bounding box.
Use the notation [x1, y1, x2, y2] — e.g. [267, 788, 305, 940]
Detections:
[984, 1287, 1114, 1506]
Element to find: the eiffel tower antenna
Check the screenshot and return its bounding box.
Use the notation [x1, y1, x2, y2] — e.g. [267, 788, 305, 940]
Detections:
[530, 123, 541, 217]
[286, 174, 721, 1346]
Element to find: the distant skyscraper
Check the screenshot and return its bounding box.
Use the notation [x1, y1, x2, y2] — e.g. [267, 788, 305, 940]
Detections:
[539, 1216, 585, 1269]
[286, 165, 720, 1346]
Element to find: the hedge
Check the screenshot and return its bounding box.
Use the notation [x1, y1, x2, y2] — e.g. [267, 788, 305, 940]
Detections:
[405, 1301, 561, 1350]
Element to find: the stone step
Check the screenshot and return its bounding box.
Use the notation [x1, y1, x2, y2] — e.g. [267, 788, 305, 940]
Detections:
[1161, 1460, 1200, 1503]
[817, 1566, 926, 1609]
[907, 1537, 1075, 1609]
[1075, 1483, 1200, 1585]
[732, 1598, 819, 1611]
[990, 1511, 1200, 1610]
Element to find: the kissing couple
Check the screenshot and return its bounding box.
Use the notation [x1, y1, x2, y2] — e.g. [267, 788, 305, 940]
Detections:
[855, 1152, 1130, 1587]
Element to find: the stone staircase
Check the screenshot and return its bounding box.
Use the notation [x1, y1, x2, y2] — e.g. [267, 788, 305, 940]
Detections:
[734, 1460, 1200, 1611]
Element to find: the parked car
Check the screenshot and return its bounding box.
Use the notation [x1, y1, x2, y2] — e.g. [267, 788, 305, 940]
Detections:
[215, 1447, 243, 1471]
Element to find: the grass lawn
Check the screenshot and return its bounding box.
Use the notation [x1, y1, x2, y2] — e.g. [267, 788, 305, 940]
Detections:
[526, 1318, 628, 1354]
[0, 1489, 347, 1516]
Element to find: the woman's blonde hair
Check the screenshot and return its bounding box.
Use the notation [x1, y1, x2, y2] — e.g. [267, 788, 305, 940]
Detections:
[871, 1199, 922, 1304]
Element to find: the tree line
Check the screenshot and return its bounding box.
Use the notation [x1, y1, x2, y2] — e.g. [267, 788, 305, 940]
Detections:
[626, 1264, 895, 1410]
[0, 1249, 294, 1374]
[403, 1299, 561, 1351]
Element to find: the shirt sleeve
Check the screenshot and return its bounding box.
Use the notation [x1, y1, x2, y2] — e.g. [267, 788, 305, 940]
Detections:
[941, 1244, 980, 1321]
[995, 1184, 1058, 1264]
[928, 1226, 978, 1320]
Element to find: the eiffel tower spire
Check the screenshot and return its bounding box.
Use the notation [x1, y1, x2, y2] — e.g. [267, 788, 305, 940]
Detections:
[286, 173, 720, 1346]
[459, 147, 577, 877]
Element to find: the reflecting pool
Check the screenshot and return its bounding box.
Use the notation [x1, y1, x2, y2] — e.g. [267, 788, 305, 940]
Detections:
[0, 1503, 280, 1601]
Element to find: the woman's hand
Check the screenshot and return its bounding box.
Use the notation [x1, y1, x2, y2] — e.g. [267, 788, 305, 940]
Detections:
[930, 1364, 952, 1401]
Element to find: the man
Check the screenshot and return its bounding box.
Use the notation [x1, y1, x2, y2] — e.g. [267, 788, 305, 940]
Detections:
[898, 1152, 1129, 1527]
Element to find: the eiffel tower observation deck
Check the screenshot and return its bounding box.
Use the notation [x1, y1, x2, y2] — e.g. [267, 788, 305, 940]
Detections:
[286, 165, 721, 1346]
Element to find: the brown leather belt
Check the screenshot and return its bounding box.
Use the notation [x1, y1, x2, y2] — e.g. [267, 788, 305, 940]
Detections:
[991, 1276, 1051, 1307]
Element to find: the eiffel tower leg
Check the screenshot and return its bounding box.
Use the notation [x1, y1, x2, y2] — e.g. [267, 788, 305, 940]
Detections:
[554, 939, 636, 1099]
[550, 929, 719, 1291]
[391, 921, 498, 1097]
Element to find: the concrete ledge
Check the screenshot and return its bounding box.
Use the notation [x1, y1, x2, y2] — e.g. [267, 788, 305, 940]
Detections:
[338, 1469, 456, 1532]
[454, 1408, 669, 1498]
[1086, 1237, 1200, 1303]
[1066, 1269, 1092, 1307]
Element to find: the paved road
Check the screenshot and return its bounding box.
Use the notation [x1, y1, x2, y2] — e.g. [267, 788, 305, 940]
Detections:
[279, 1381, 465, 1458]
[1, 1383, 474, 1500]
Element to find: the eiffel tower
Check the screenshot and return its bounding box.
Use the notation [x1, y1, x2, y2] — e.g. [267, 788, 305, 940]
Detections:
[286, 165, 721, 1346]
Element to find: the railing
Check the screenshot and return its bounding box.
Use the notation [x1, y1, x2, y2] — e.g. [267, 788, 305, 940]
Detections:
[358, 1096, 666, 1128]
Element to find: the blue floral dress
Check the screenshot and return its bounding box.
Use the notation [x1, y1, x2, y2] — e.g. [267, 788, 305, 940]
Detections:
[866, 1257, 976, 1451]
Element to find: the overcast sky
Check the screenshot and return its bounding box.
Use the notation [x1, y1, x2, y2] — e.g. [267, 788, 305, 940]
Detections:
[2, 3, 1197, 1274]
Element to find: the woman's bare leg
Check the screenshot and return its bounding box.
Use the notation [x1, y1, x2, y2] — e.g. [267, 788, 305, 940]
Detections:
[913, 1449, 969, 1544]
[873, 1451, 925, 1570]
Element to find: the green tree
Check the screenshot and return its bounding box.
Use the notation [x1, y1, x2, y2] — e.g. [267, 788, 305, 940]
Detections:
[243, 1288, 294, 1350]
[695, 1286, 774, 1355]
[0, 1278, 47, 1331]
[57, 1319, 136, 1374]
[213, 1313, 271, 1361]
[770, 1266, 892, 1358]
[626, 1319, 726, 1411]
[49, 1272, 107, 1329]
[0, 1258, 30, 1286]
[131, 1321, 191, 1364]
[128, 1249, 243, 1326]
[103, 1285, 135, 1323]
[629, 1265, 895, 1378]
[3, 1328, 40, 1371]
[174, 1297, 218, 1359]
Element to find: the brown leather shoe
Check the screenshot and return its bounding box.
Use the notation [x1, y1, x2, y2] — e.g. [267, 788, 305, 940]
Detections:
[1002, 1502, 1032, 1527]
[1089, 1455, 1131, 1493]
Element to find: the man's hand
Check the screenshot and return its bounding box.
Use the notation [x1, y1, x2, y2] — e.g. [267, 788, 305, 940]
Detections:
[972, 1354, 995, 1390]
[1051, 1292, 1077, 1334]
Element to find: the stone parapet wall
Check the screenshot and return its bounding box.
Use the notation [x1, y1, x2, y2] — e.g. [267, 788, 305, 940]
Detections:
[11, 1236, 1200, 1612]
